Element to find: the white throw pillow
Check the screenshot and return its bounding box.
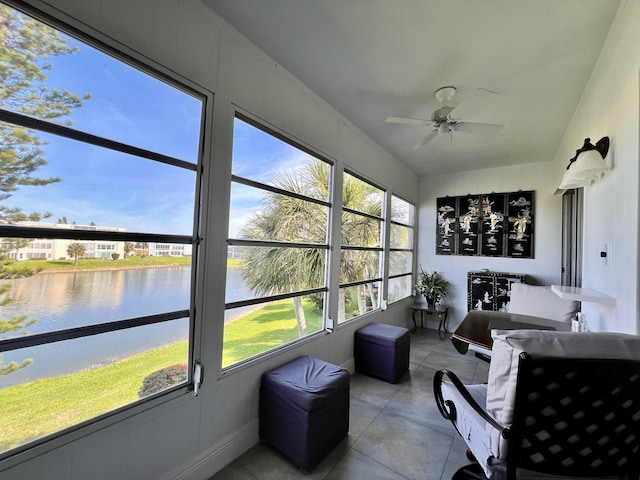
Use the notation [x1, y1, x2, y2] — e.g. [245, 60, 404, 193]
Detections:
[507, 283, 579, 323]
[486, 329, 640, 461]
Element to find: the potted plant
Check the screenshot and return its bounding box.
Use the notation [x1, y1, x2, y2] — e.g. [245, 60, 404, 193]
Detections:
[416, 267, 451, 307]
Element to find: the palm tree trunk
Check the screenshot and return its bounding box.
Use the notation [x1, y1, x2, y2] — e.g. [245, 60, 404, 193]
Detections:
[292, 296, 307, 337]
[338, 289, 346, 323]
[367, 283, 378, 309]
[357, 285, 367, 315]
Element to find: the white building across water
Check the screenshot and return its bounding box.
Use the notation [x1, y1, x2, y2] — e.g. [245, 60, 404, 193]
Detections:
[1, 222, 191, 260]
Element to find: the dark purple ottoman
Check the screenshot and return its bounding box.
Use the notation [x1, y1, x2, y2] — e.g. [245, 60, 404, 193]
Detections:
[259, 355, 350, 472]
[354, 322, 410, 383]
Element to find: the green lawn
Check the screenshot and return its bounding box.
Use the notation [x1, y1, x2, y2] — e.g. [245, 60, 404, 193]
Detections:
[0, 341, 188, 452]
[0, 257, 240, 278]
[0, 255, 192, 276]
[0, 297, 322, 453]
[222, 299, 323, 367]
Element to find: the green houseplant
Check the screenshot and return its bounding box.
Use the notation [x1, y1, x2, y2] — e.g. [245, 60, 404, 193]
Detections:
[416, 267, 451, 306]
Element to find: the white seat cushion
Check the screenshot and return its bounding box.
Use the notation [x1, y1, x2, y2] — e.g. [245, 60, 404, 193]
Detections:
[441, 382, 492, 469]
[507, 283, 579, 323]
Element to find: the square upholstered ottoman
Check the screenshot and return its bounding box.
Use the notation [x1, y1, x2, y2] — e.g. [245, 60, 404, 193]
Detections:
[259, 355, 350, 472]
[354, 322, 410, 383]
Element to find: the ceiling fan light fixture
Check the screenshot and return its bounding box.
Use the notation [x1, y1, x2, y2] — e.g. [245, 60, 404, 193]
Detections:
[434, 86, 456, 105]
[438, 122, 450, 136]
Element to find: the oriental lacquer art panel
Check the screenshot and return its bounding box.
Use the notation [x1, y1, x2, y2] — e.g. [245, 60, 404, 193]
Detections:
[436, 190, 534, 259]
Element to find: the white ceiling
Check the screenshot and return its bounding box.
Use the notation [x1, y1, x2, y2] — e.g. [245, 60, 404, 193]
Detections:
[204, 0, 621, 176]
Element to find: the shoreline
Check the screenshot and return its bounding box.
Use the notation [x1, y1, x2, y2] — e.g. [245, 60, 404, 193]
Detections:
[34, 262, 190, 274]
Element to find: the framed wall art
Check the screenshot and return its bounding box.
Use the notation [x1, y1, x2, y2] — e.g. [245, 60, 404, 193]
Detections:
[436, 190, 534, 259]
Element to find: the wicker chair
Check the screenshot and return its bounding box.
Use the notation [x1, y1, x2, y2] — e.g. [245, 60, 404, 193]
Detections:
[434, 330, 640, 480]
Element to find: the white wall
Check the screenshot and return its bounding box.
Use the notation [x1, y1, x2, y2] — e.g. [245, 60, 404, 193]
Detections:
[417, 161, 563, 331]
[1, 1, 418, 479]
[418, 0, 640, 337]
[549, 0, 639, 335]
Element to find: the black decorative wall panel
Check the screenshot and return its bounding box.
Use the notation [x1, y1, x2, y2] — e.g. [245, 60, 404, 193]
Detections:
[436, 190, 534, 258]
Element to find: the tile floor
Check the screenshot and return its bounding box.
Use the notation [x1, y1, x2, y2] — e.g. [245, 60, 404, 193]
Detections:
[209, 327, 489, 480]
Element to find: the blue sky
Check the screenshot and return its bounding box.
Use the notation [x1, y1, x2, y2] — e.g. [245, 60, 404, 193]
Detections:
[228, 118, 330, 238]
[8, 20, 202, 235]
[7, 7, 327, 238]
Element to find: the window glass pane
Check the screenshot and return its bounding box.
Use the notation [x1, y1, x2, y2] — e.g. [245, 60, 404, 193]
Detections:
[389, 195, 414, 302]
[229, 183, 328, 243]
[0, 127, 196, 235]
[338, 282, 380, 323]
[389, 251, 413, 277]
[222, 294, 324, 368]
[342, 211, 381, 247]
[340, 172, 384, 322]
[225, 117, 330, 368]
[0, 263, 191, 338]
[343, 172, 382, 215]
[2, 7, 201, 162]
[0, 3, 202, 456]
[340, 250, 380, 284]
[390, 195, 415, 226]
[232, 118, 330, 202]
[388, 275, 412, 304]
[390, 224, 412, 249]
[226, 247, 326, 303]
[0, 319, 189, 454]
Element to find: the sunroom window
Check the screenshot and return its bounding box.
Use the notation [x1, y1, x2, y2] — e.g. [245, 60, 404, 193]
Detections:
[0, 3, 204, 457]
[339, 171, 385, 323]
[224, 114, 331, 369]
[388, 195, 415, 303]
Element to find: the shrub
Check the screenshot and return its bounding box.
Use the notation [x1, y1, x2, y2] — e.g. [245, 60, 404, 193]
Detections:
[138, 364, 188, 398]
[0, 265, 36, 279]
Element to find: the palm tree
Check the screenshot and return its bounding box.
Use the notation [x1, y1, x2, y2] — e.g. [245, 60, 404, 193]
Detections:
[340, 174, 383, 319]
[123, 241, 134, 258]
[239, 160, 329, 337]
[238, 159, 382, 331]
[66, 242, 85, 267]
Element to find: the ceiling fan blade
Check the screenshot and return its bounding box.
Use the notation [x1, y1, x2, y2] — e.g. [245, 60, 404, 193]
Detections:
[455, 122, 504, 136]
[453, 88, 499, 119]
[412, 130, 438, 149]
[385, 116, 430, 125]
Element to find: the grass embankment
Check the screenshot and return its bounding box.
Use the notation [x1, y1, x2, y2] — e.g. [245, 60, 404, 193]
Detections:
[1, 255, 191, 277]
[0, 297, 322, 452]
[0, 341, 187, 452]
[222, 299, 323, 367]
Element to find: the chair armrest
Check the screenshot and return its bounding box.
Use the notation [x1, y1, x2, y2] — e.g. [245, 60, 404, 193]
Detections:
[433, 369, 509, 438]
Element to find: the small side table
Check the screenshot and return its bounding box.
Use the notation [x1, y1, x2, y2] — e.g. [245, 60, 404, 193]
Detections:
[411, 305, 449, 337]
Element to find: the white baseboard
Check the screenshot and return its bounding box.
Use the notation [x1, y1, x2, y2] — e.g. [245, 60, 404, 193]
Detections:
[163, 421, 259, 480]
[164, 359, 355, 480]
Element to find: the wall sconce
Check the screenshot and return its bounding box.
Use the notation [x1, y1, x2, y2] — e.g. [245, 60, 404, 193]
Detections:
[558, 137, 610, 189]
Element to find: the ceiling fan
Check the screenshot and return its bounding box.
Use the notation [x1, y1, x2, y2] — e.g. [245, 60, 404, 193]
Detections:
[385, 86, 504, 149]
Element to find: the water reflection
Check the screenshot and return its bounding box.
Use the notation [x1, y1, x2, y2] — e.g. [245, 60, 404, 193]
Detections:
[0, 267, 192, 388]
[2, 267, 191, 335]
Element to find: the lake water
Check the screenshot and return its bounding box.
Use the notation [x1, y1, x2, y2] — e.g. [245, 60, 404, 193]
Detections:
[0, 266, 251, 388]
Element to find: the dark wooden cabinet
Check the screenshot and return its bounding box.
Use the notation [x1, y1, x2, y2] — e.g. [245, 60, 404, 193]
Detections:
[467, 271, 527, 312]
